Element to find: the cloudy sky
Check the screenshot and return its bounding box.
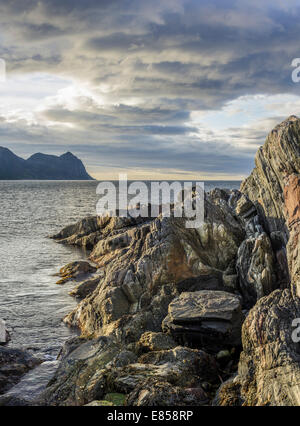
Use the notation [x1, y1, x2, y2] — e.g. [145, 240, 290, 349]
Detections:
[0, 0, 300, 179]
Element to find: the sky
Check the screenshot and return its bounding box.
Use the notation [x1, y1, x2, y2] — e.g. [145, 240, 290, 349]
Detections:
[0, 0, 300, 180]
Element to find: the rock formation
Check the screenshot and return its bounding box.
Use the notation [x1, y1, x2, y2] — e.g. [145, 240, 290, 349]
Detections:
[216, 116, 300, 406]
[37, 115, 300, 406]
[0, 147, 93, 180]
[162, 291, 243, 351]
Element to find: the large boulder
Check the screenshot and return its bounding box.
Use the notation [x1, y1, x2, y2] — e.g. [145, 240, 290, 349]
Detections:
[162, 290, 243, 352]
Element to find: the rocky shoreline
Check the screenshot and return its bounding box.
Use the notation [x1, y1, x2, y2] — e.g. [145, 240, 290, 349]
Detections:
[2, 115, 300, 406]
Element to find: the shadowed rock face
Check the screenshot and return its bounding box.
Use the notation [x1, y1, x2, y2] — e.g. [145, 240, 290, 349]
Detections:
[162, 291, 242, 352]
[216, 116, 300, 406]
[236, 232, 277, 307]
[0, 347, 41, 396]
[241, 115, 300, 240]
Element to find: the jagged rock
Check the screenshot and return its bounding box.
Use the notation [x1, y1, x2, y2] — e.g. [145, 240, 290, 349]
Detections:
[241, 115, 300, 238]
[284, 173, 300, 297]
[38, 335, 217, 406]
[56, 261, 97, 284]
[69, 276, 101, 299]
[50, 215, 146, 248]
[41, 115, 300, 407]
[62, 196, 244, 340]
[236, 232, 277, 307]
[39, 336, 123, 406]
[217, 289, 300, 406]
[216, 130, 300, 405]
[108, 347, 217, 394]
[0, 347, 42, 395]
[162, 291, 243, 351]
[212, 376, 241, 406]
[228, 191, 257, 220]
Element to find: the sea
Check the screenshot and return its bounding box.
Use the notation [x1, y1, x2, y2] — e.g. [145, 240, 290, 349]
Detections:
[0, 179, 241, 403]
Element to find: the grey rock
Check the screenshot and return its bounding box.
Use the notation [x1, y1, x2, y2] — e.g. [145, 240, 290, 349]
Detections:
[56, 261, 97, 284]
[236, 232, 277, 307]
[162, 290, 243, 351]
[217, 289, 300, 406]
[69, 276, 101, 299]
[241, 115, 300, 237]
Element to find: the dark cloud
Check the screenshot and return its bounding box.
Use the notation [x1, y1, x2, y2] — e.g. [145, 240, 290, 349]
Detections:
[0, 0, 299, 176]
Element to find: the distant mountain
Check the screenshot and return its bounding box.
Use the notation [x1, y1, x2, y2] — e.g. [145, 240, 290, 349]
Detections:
[0, 147, 94, 180]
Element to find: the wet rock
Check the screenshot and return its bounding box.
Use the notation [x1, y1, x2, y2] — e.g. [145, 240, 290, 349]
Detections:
[162, 290, 242, 351]
[0, 395, 31, 406]
[39, 336, 122, 406]
[56, 261, 97, 284]
[0, 347, 42, 395]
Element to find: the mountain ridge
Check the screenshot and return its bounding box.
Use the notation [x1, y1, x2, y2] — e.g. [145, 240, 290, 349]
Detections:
[0, 147, 94, 180]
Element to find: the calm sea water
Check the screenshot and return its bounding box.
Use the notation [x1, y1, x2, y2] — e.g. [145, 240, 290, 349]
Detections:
[0, 179, 241, 402]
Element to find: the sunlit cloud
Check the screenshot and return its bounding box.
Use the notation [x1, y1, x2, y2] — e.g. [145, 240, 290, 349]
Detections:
[0, 0, 300, 179]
